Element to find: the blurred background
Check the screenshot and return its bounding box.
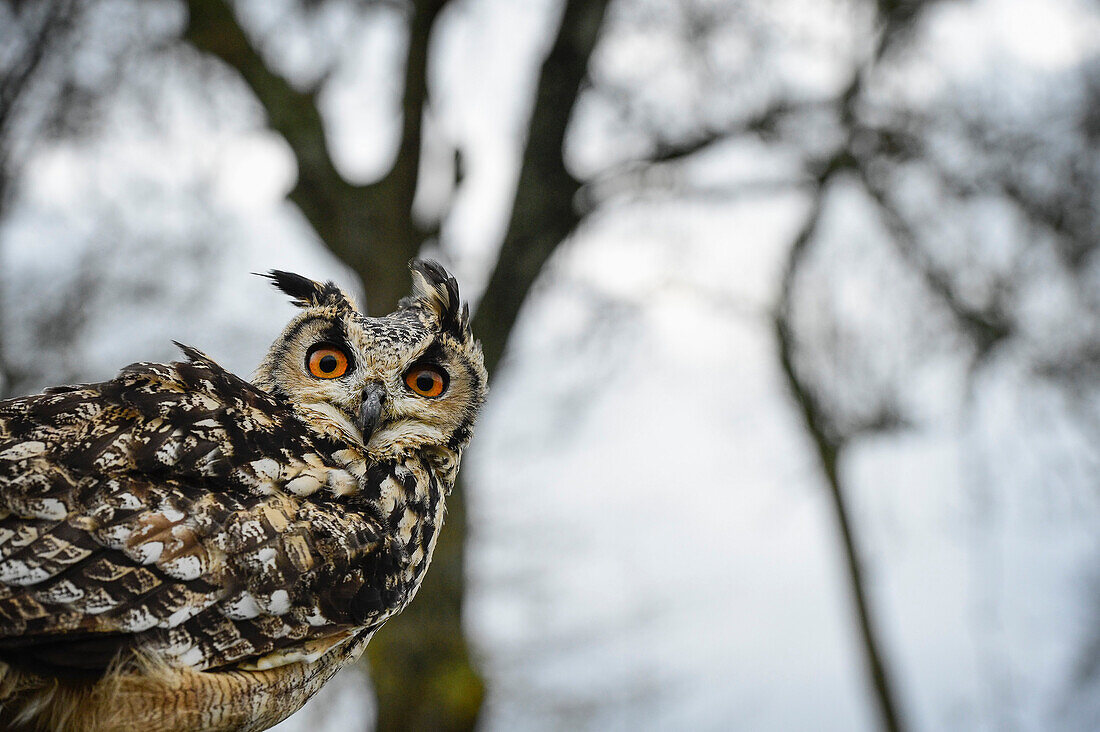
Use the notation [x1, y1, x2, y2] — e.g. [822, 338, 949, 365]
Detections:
[1, 0, 1099, 729]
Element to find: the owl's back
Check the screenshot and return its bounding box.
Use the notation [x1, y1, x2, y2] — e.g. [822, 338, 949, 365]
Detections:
[0, 346, 403, 679]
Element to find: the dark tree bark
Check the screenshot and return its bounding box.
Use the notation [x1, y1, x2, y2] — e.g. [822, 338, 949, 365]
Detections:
[184, 0, 448, 316]
[183, 0, 610, 727]
[472, 0, 610, 374]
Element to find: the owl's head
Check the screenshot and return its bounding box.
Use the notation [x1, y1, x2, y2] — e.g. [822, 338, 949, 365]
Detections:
[253, 260, 487, 459]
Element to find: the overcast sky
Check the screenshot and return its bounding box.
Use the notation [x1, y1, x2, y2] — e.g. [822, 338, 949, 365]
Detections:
[4, 0, 1099, 729]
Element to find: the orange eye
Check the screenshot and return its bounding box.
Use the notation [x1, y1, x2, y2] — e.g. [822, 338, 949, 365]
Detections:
[405, 366, 447, 397]
[307, 346, 349, 379]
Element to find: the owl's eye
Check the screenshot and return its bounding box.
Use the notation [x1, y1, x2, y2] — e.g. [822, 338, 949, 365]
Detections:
[306, 345, 350, 379]
[404, 365, 447, 398]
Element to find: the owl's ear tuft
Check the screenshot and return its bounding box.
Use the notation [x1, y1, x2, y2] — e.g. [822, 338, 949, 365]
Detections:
[402, 259, 470, 340]
[262, 271, 355, 312]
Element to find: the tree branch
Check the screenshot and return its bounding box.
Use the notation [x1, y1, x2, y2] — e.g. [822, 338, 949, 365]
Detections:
[766, 6, 999, 725]
[769, 33, 915, 723]
[0, 0, 81, 200]
[184, 0, 346, 197]
[640, 98, 831, 165]
[472, 0, 612, 375]
[0, 0, 85, 400]
[774, 161, 907, 732]
[183, 0, 455, 314]
[852, 154, 1013, 357]
[768, 2, 956, 714]
[388, 0, 452, 224]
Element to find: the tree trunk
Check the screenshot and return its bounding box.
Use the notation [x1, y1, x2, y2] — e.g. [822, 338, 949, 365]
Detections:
[183, 0, 610, 727]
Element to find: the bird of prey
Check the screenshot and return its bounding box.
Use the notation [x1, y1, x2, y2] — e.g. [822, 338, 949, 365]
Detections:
[0, 260, 487, 731]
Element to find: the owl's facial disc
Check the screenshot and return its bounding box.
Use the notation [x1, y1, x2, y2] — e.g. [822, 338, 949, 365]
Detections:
[255, 261, 488, 454]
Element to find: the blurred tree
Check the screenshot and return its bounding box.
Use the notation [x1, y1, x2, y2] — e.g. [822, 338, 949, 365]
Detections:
[767, 6, 1100, 732]
[0, 1, 83, 214]
[576, 0, 1097, 729]
[0, 0, 215, 402]
[0, 0, 83, 397]
[183, 0, 611, 728]
[1, 0, 1097, 728]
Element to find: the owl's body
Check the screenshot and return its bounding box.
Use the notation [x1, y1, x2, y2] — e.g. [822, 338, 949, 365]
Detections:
[0, 262, 486, 731]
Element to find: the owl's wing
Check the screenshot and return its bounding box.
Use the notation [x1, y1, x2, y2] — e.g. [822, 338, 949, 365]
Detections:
[0, 346, 397, 675]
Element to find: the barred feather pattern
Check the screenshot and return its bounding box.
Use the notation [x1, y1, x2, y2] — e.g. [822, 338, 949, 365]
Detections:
[0, 261, 487, 730]
[0, 351, 451, 728]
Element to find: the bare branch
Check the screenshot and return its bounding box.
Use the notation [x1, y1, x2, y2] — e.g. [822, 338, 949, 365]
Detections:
[184, 0, 344, 190]
[0, 0, 81, 201]
[764, 4, 970, 720]
[866, 108, 1098, 269]
[764, 4, 1019, 725]
[769, 15, 924, 717]
[182, 0, 361, 251]
[183, 0, 454, 314]
[773, 159, 908, 732]
[472, 0, 613, 375]
[641, 98, 832, 165]
[390, 0, 454, 225]
[0, 2, 75, 129]
[852, 155, 1013, 357]
[0, 0, 86, 399]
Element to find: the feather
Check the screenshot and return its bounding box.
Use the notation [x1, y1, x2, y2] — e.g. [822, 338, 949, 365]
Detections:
[0, 260, 485, 728]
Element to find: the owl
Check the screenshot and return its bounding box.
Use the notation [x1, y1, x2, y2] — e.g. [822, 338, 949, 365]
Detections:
[0, 260, 487, 731]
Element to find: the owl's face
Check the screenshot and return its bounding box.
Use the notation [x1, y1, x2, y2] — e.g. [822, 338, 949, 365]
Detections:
[253, 261, 487, 458]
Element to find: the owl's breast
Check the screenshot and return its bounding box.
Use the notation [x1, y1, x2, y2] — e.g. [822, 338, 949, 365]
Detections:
[363, 452, 449, 605]
[279, 450, 447, 628]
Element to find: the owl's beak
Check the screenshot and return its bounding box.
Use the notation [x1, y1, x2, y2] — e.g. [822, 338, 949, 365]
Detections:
[359, 383, 386, 443]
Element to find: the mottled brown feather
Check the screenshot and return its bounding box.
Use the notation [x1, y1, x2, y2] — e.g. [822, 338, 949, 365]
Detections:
[0, 262, 487, 730]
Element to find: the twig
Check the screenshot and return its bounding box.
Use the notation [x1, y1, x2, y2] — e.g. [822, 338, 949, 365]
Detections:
[773, 165, 907, 732]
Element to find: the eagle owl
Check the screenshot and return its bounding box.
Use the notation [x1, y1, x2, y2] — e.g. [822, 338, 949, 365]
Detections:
[0, 260, 487, 731]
